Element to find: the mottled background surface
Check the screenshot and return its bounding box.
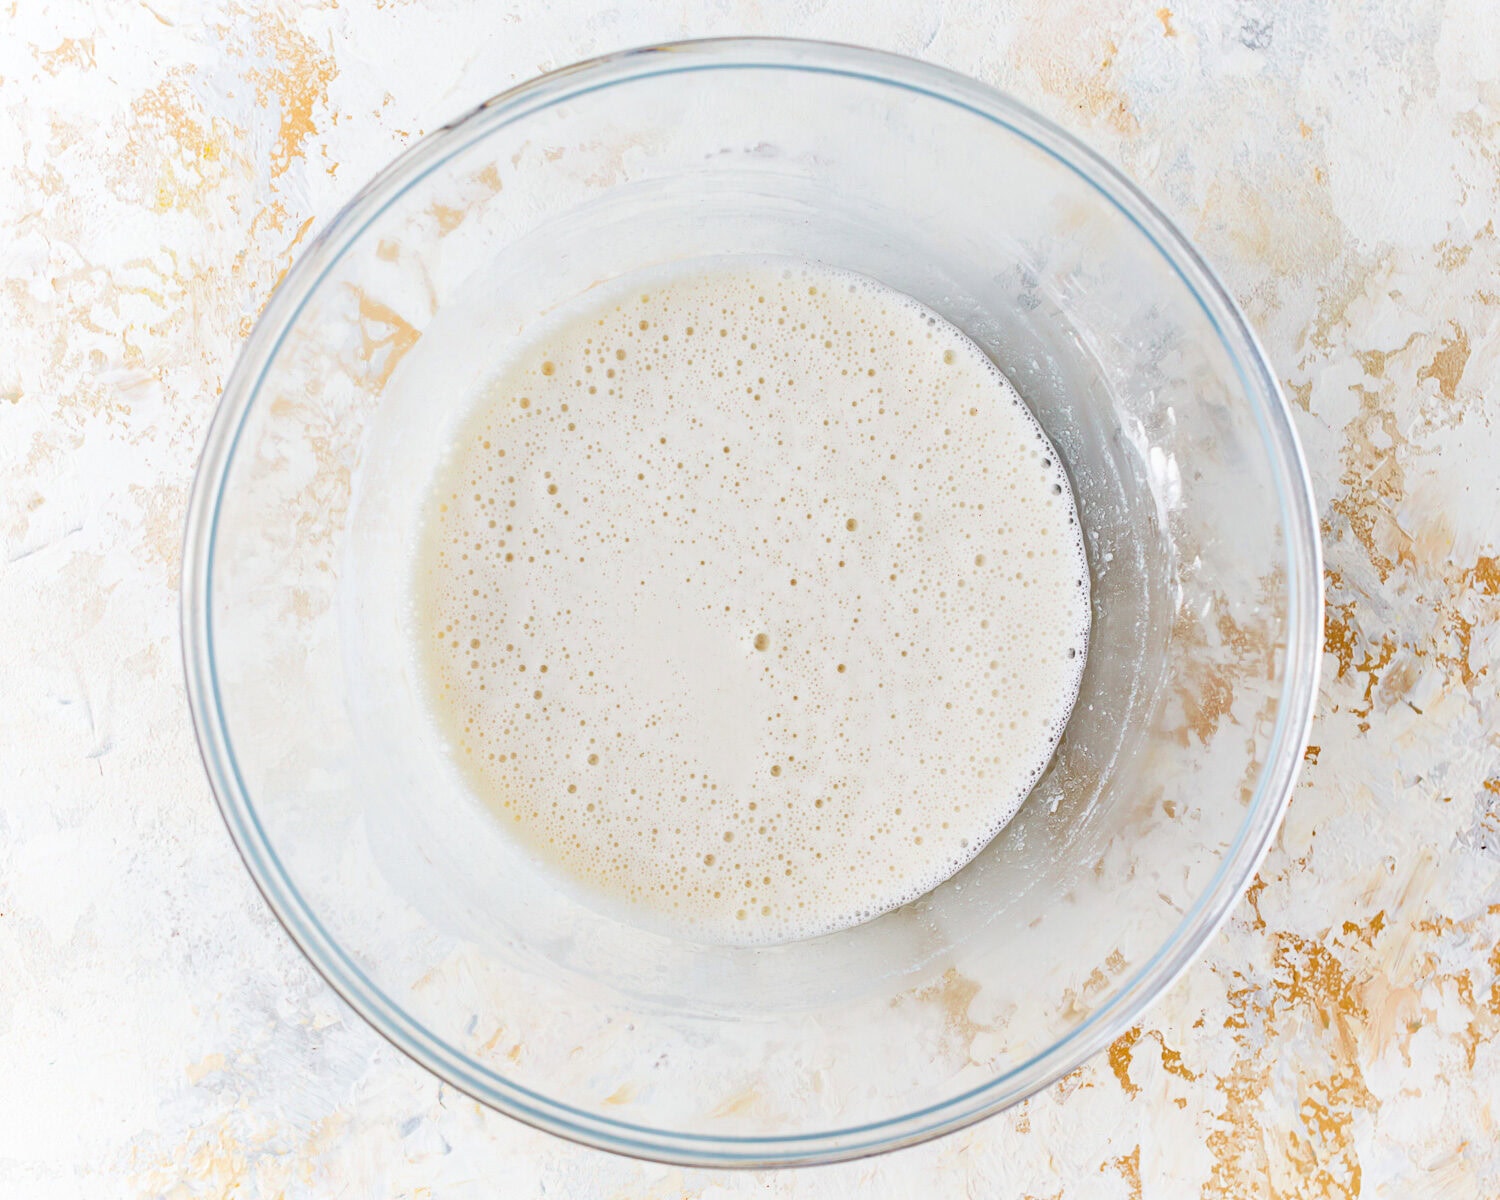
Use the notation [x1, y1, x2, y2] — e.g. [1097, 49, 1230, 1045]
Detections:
[3, 1, 1499, 1196]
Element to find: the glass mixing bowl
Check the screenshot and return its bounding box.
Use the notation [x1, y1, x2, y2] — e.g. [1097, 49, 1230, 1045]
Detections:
[182, 39, 1321, 1165]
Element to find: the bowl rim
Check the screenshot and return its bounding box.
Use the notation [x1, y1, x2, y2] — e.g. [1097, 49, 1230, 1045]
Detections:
[181, 36, 1323, 1168]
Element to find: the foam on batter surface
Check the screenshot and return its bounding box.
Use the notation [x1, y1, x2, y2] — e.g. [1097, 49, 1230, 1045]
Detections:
[414, 258, 1089, 944]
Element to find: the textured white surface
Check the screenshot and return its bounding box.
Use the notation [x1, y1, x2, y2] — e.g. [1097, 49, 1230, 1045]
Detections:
[2, 1, 1499, 1196]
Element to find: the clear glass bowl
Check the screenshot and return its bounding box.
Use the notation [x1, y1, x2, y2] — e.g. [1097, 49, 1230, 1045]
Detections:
[182, 39, 1321, 1165]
